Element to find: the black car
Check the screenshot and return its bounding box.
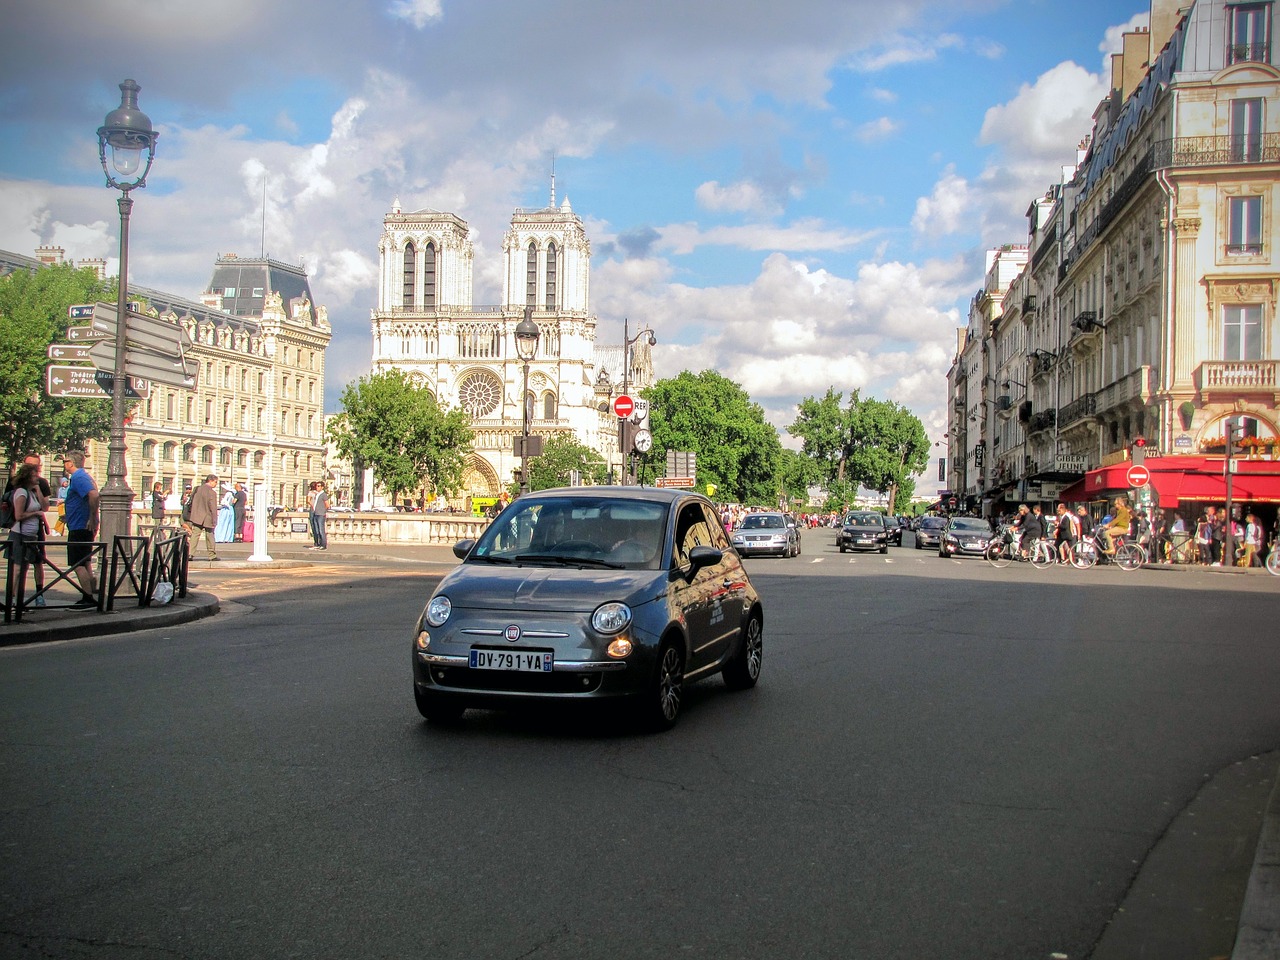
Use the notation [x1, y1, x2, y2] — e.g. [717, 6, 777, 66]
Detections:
[412, 487, 764, 730]
[939, 516, 995, 558]
[838, 512, 890, 553]
[914, 516, 947, 550]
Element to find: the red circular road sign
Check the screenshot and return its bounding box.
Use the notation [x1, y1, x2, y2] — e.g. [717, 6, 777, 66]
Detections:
[613, 394, 635, 418]
[1126, 464, 1150, 487]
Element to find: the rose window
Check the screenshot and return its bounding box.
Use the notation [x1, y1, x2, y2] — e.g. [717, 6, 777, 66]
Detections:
[458, 371, 502, 417]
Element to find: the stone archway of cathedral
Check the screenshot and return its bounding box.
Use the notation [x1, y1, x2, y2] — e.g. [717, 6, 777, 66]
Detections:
[462, 456, 501, 501]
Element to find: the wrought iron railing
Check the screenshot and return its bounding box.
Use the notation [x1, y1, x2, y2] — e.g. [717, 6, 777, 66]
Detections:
[1029, 410, 1057, 433]
[1153, 134, 1280, 168]
[1059, 393, 1097, 427]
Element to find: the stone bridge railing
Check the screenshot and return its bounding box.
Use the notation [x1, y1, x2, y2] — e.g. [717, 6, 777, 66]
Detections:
[131, 510, 490, 546]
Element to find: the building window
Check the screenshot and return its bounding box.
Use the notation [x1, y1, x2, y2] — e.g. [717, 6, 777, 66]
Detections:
[222, 365, 231, 387]
[166, 394, 175, 420]
[258, 372, 265, 392]
[252, 287, 263, 297]
[223, 401, 231, 427]
[1224, 304, 1263, 360]
[423, 241, 436, 308]
[542, 392, 556, 420]
[1227, 196, 1262, 255]
[204, 399, 213, 425]
[1229, 4, 1271, 64]
[526, 242, 537, 306]
[546, 240, 557, 310]
[186, 397, 194, 422]
[403, 242, 416, 308]
[1231, 98, 1263, 162]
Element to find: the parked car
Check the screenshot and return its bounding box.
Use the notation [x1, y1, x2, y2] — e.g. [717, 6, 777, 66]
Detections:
[731, 511, 801, 558]
[914, 515, 948, 550]
[838, 512, 891, 553]
[939, 516, 995, 558]
[412, 487, 764, 730]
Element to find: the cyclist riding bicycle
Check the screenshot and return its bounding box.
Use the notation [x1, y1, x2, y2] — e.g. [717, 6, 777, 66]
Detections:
[1102, 497, 1132, 555]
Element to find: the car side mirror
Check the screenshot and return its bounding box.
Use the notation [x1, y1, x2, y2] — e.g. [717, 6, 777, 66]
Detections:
[453, 539, 476, 560]
[686, 544, 723, 576]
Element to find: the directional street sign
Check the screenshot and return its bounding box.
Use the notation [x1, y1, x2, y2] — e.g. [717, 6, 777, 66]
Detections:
[66, 325, 111, 341]
[68, 304, 95, 320]
[88, 302, 191, 358]
[87, 339, 199, 390]
[47, 342, 93, 362]
[46, 365, 149, 399]
[655, 476, 695, 488]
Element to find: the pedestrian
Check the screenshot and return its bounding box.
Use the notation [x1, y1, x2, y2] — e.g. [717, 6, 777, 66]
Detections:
[308, 481, 329, 550]
[1241, 513, 1263, 568]
[215, 484, 236, 543]
[5, 454, 52, 602]
[232, 482, 247, 541]
[149, 481, 166, 537]
[5, 461, 50, 608]
[186, 474, 221, 561]
[60, 452, 100, 607]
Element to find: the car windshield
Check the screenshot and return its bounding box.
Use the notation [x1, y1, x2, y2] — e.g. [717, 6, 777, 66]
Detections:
[741, 514, 785, 529]
[920, 518, 947, 530]
[948, 517, 991, 532]
[846, 514, 881, 525]
[471, 496, 668, 569]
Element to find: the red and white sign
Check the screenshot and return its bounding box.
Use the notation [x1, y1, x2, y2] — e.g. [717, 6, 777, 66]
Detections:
[1125, 464, 1150, 487]
[613, 394, 635, 418]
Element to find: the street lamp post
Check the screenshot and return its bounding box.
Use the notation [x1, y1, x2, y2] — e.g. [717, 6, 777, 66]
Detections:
[514, 306, 541, 495]
[96, 79, 158, 549]
[620, 318, 656, 484]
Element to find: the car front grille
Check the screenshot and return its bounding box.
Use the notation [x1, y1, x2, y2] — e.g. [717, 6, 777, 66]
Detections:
[431, 667, 603, 694]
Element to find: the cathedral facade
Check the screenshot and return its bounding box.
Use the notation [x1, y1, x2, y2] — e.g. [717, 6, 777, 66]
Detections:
[369, 193, 653, 500]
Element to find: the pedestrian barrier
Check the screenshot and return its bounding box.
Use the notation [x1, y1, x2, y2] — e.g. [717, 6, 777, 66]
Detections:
[3, 540, 106, 624]
[146, 532, 190, 606]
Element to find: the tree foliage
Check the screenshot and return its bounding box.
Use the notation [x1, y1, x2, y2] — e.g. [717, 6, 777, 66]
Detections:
[526, 433, 609, 492]
[646, 370, 783, 505]
[0, 264, 116, 474]
[327, 369, 473, 504]
[789, 388, 930, 511]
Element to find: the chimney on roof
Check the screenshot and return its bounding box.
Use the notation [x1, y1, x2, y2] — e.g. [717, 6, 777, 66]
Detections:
[1148, 0, 1186, 63]
[80, 258, 108, 281]
[35, 245, 65, 265]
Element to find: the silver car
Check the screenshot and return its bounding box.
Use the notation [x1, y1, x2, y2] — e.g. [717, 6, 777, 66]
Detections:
[731, 511, 800, 558]
[412, 487, 764, 730]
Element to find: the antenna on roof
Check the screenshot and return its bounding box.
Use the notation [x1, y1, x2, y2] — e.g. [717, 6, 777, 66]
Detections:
[549, 151, 556, 208]
[260, 171, 267, 258]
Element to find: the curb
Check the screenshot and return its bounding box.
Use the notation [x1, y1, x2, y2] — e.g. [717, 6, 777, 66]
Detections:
[1234, 766, 1280, 959]
[0, 591, 220, 648]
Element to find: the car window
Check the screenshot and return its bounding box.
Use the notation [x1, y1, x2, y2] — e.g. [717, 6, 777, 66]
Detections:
[699, 503, 731, 550]
[948, 517, 991, 532]
[848, 514, 881, 526]
[674, 502, 715, 567]
[474, 497, 667, 568]
[741, 514, 784, 529]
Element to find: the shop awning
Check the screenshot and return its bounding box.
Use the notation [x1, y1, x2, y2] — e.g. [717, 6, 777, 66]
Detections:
[1059, 456, 1280, 506]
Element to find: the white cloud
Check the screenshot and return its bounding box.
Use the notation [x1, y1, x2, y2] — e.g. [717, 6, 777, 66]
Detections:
[979, 61, 1107, 161]
[855, 116, 901, 143]
[388, 0, 443, 29]
[694, 180, 781, 217]
[911, 168, 970, 236]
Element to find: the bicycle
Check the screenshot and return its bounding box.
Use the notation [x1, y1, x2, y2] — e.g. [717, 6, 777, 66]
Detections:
[986, 530, 1056, 570]
[1267, 535, 1280, 576]
[1072, 533, 1147, 571]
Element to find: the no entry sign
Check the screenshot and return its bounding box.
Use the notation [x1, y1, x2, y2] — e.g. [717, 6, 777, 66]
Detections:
[1125, 464, 1150, 487]
[613, 394, 634, 418]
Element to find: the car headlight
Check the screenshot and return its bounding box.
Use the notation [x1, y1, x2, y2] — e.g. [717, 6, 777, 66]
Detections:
[592, 602, 632, 634]
[425, 595, 451, 627]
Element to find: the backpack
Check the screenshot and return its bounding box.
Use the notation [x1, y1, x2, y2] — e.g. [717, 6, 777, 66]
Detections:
[0, 487, 15, 530]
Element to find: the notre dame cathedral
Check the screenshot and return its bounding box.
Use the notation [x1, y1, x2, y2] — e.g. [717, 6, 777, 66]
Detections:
[369, 188, 654, 501]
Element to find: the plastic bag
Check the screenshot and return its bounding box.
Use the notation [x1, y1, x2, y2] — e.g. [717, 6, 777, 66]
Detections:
[152, 580, 174, 605]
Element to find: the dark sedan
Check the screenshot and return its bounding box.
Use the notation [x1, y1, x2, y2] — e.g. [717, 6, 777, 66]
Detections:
[838, 512, 890, 553]
[412, 487, 764, 730]
[939, 516, 995, 558]
[914, 515, 948, 550]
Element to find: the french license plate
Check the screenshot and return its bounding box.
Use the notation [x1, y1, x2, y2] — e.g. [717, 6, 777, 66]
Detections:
[469, 649, 553, 672]
[857, 539, 872, 545]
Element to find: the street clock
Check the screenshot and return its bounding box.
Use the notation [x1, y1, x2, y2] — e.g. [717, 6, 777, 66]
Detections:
[633, 428, 653, 453]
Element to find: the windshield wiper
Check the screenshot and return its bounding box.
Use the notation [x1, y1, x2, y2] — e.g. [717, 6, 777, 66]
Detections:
[515, 553, 624, 569]
[469, 554, 515, 564]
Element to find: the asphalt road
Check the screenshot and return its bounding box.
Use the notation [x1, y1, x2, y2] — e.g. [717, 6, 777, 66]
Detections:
[1, 530, 1277, 959]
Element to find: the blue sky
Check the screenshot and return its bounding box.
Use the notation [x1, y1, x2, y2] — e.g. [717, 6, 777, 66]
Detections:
[0, 0, 1148, 486]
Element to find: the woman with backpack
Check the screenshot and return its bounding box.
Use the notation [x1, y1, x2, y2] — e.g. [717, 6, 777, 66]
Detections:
[5, 462, 50, 608]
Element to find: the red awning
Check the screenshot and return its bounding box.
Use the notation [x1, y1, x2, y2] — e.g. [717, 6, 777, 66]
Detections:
[1059, 456, 1280, 506]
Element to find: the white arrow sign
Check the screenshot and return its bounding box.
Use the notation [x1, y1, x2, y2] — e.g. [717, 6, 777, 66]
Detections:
[88, 339, 199, 390]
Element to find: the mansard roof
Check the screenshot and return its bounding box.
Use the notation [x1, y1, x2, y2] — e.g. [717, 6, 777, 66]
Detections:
[205, 254, 314, 319]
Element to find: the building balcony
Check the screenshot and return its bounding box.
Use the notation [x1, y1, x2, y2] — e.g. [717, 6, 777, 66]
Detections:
[1070, 310, 1103, 339]
[1028, 409, 1056, 434]
[1228, 42, 1273, 65]
[1197, 360, 1280, 397]
[1153, 134, 1280, 168]
[1058, 392, 1097, 429]
[1029, 350, 1055, 380]
[1097, 365, 1156, 412]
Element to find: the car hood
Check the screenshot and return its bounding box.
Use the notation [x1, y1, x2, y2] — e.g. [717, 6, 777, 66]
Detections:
[437, 563, 668, 612]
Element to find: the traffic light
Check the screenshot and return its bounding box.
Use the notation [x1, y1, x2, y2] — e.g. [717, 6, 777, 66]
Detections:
[1226, 421, 1247, 457]
[1131, 435, 1147, 465]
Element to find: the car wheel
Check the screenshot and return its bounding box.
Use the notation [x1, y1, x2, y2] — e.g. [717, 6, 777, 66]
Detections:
[415, 687, 466, 723]
[638, 640, 685, 732]
[722, 613, 763, 690]
[839, 544, 846, 553]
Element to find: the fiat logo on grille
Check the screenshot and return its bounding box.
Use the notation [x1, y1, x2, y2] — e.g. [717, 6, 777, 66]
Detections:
[504, 624, 522, 642]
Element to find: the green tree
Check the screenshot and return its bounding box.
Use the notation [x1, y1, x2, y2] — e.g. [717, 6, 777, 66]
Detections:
[775, 447, 817, 510]
[790, 388, 930, 512]
[327, 370, 473, 505]
[526, 433, 609, 491]
[0, 263, 115, 473]
[646, 370, 783, 505]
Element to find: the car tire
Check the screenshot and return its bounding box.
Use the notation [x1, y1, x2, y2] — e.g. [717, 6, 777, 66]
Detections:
[839, 544, 846, 553]
[722, 613, 763, 690]
[415, 687, 466, 723]
[880, 545, 888, 554]
[638, 639, 685, 732]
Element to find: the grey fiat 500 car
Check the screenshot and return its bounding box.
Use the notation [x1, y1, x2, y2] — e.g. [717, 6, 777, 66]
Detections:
[412, 487, 764, 730]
